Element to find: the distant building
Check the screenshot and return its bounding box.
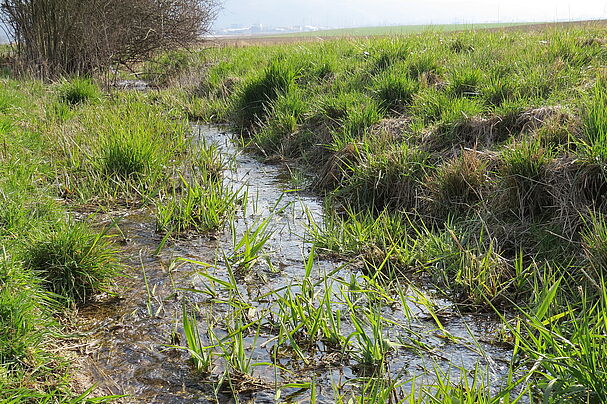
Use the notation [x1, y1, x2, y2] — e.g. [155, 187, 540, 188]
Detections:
[250, 24, 263, 33]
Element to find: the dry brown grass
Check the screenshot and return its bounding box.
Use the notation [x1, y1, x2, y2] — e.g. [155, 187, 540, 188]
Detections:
[315, 142, 361, 191]
[426, 149, 489, 215]
[369, 117, 411, 142]
[422, 106, 574, 153]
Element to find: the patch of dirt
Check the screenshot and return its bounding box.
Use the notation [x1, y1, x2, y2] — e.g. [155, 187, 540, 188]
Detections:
[579, 37, 607, 47]
[515, 106, 569, 133]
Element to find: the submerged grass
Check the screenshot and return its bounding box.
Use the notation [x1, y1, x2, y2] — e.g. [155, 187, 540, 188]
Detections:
[156, 175, 238, 235]
[156, 140, 239, 236]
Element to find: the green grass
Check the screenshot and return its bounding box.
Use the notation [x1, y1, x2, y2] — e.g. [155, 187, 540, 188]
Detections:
[170, 26, 607, 275]
[372, 69, 419, 112]
[57, 78, 101, 106]
[499, 139, 553, 218]
[4, 20, 607, 403]
[51, 92, 199, 205]
[427, 150, 487, 215]
[143, 49, 194, 86]
[0, 73, 233, 399]
[156, 141, 238, 235]
[180, 305, 212, 373]
[0, 256, 50, 370]
[152, 24, 607, 400]
[24, 221, 119, 305]
[228, 214, 274, 272]
[233, 59, 298, 130]
[156, 175, 238, 235]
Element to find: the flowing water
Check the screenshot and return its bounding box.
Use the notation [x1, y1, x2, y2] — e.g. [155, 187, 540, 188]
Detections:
[79, 125, 513, 403]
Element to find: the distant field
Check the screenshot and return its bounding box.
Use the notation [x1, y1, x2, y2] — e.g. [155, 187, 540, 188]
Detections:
[212, 19, 607, 47]
[210, 23, 527, 46]
[279, 22, 530, 37]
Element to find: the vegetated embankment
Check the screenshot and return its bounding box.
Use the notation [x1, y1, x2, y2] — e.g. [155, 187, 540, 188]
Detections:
[148, 25, 607, 401]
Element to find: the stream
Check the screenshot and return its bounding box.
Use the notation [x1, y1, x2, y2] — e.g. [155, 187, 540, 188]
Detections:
[78, 125, 513, 403]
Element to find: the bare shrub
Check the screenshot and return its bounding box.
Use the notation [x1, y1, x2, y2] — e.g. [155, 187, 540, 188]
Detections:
[0, 0, 217, 77]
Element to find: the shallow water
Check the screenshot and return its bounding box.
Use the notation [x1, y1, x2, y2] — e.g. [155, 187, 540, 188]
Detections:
[79, 125, 512, 403]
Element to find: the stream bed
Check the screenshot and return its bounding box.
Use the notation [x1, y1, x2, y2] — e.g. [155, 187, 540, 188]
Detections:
[78, 125, 513, 403]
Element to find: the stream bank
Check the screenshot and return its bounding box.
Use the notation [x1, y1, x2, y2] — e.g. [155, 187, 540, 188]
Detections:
[77, 125, 512, 403]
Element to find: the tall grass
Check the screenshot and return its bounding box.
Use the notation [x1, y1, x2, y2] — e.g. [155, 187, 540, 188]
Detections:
[427, 150, 487, 215]
[0, 256, 50, 369]
[156, 139, 238, 235]
[0, 76, 233, 399]
[233, 59, 298, 130]
[580, 81, 607, 165]
[57, 93, 192, 204]
[338, 143, 429, 210]
[156, 175, 238, 235]
[57, 78, 101, 106]
[373, 69, 419, 112]
[24, 222, 119, 304]
[499, 140, 553, 218]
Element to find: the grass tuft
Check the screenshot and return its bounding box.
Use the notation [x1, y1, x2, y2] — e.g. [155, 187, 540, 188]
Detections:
[156, 175, 238, 235]
[582, 213, 607, 275]
[339, 143, 429, 211]
[99, 129, 160, 180]
[57, 78, 101, 106]
[428, 150, 487, 215]
[447, 67, 482, 98]
[499, 140, 553, 218]
[372, 69, 418, 112]
[233, 59, 298, 130]
[24, 222, 119, 305]
[579, 81, 607, 165]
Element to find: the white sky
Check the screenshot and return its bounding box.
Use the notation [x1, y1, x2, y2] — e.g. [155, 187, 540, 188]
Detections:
[215, 0, 607, 28]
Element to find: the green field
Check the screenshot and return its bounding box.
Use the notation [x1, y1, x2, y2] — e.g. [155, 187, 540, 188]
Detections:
[4, 22, 607, 403]
[278, 22, 531, 37]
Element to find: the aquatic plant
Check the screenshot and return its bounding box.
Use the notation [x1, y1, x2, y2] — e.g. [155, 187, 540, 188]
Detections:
[228, 213, 274, 272]
[156, 175, 238, 235]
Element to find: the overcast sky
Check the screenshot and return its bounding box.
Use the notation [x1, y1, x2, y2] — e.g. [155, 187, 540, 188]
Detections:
[215, 0, 607, 28]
